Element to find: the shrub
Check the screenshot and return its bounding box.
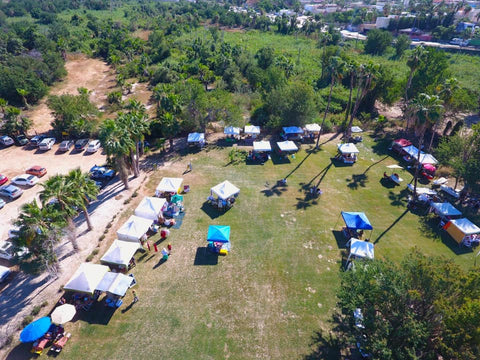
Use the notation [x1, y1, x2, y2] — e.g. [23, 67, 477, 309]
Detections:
[31, 306, 41, 316]
[21, 316, 34, 328]
[99, 235, 105, 241]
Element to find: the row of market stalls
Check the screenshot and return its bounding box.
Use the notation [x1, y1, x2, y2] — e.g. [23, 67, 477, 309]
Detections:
[391, 138, 438, 180]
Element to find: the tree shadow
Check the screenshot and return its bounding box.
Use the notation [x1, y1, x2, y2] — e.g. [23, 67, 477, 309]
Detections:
[374, 209, 409, 244]
[370, 136, 394, 157]
[303, 330, 343, 360]
[346, 174, 368, 190]
[295, 195, 320, 210]
[283, 149, 314, 179]
[388, 189, 409, 207]
[296, 162, 333, 209]
[193, 247, 218, 266]
[261, 182, 288, 197]
[362, 155, 389, 174]
[200, 202, 221, 219]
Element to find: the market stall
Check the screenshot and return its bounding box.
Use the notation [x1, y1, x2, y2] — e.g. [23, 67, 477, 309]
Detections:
[430, 202, 462, 222]
[281, 126, 304, 141]
[224, 126, 241, 141]
[207, 225, 231, 255]
[96, 272, 135, 308]
[444, 218, 480, 246]
[341, 211, 373, 240]
[249, 140, 271, 162]
[337, 143, 359, 164]
[134, 197, 167, 221]
[100, 240, 140, 270]
[350, 126, 363, 143]
[187, 132, 205, 148]
[63, 263, 110, 294]
[391, 138, 412, 155]
[304, 123, 321, 141]
[276, 140, 298, 157]
[116, 215, 153, 243]
[155, 177, 183, 197]
[208, 180, 240, 210]
[244, 125, 260, 140]
[346, 238, 374, 262]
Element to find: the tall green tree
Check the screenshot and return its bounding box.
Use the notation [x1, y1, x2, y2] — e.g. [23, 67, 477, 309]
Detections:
[404, 46, 425, 106]
[364, 29, 393, 55]
[394, 34, 411, 58]
[2, 106, 32, 136]
[408, 93, 443, 199]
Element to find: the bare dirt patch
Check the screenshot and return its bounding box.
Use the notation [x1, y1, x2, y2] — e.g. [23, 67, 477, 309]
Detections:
[132, 29, 152, 41]
[23, 54, 116, 133]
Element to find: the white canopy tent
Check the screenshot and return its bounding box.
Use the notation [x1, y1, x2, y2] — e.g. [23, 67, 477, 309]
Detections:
[96, 272, 134, 297]
[155, 177, 183, 196]
[211, 180, 240, 200]
[347, 238, 374, 262]
[134, 197, 167, 221]
[338, 143, 359, 154]
[116, 215, 153, 243]
[351, 126, 363, 133]
[224, 126, 241, 135]
[430, 202, 462, 217]
[63, 263, 110, 294]
[277, 141, 298, 152]
[253, 141, 271, 152]
[407, 184, 437, 196]
[187, 132, 205, 144]
[304, 123, 321, 133]
[418, 153, 438, 165]
[101, 240, 140, 267]
[244, 125, 260, 135]
[446, 218, 480, 244]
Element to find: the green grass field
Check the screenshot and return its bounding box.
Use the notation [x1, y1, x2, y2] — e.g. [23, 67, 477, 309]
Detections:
[8, 134, 477, 360]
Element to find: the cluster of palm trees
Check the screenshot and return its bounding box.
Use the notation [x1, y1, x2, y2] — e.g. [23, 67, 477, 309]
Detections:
[99, 99, 150, 190]
[13, 169, 100, 270]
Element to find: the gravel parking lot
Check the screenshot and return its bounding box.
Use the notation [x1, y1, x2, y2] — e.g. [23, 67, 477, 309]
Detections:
[0, 143, 106, 241]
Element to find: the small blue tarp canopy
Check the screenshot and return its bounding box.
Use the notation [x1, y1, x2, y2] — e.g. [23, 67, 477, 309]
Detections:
[207, 225, 231, 243]
[20, 317, 51, 343]
[341, 211, 373, 230]
[282, 126, 304, 135]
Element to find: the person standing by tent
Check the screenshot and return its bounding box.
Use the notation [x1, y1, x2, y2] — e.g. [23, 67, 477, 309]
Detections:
[132, 290, 139, 303]
[186, 161, 193, 173]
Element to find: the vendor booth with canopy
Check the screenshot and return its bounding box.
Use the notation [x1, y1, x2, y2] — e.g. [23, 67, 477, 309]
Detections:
[345, 238, 374, 269]
[249, 141, 271, 162]
[337, 143, 359, 164]
[244, 125, 260, 140]
[276, 140, 298, 157]
[207, 225, 231, 255]
[430, 202, 462, 222]
[96, 272, 136, 308]
[350, 126, 363, 143]
[224, 126, 241, 140]
[341, 211, 373, 240]
[304, 123, 320, 141]
[155, 177, 183, 197]
[187, 132, 205, 148]
[63, 263, 110, 294]
[116, 215, 153, 243]
[101, 240, 140, 270]
[281, 126, 304, 141]
[134, 197, 167, 221]
[444, 218, 480, 247]
[391, 138, 412, 155]
[208, 180, 240, 210]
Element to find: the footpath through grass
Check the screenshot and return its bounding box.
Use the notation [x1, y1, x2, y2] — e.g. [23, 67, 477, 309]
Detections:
[36, 136, 476, 360]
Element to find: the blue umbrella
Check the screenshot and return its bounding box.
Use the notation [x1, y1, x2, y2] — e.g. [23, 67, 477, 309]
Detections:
[20, 317, 51, 343]
[207, 225, 231, 243]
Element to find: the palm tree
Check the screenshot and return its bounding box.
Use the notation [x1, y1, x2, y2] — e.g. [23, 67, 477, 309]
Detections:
[99, 118, 134, 189]
[316, 56, 345, 148]
[0, 98, 8, 113]
[16, 88, 29, 109]
[3, 106, 32, 136]
[343, 59, 357, 125]
[66, 168, 99, 231]
[14, 200, 66, 260]
[404, 46, 425, 105]
[408, 93, 444, 199]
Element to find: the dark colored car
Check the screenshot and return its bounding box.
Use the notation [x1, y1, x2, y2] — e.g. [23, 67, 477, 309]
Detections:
[74, 138, 89, 151]
[15, 135, 29, 146]
[30, 135, 45, 147]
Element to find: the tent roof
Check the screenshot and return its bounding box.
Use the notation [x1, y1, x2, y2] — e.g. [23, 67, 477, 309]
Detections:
[394, 138, 412, 147]
[63, 263, 109, 294]
[304, 123, 321, 132]
[350, 239, 374, 259]
[277, 141, 298, 152]
[351, 126, 363, 133]
[187, 132, 205, 143]
[450, 218, 480, 235]
[419, 153, 438, 165]
[207, 225, 231, 243]
[96, 272, 133, 296]
[224, 126, 241, 135]
[116, 215, 152, 242]
[407, 184, 437, 195]
[244, 125, 260, 134]
[431, 202, 462, 217]
[101, 240, 140, 266]
[282, 126, 304, 134]
[253, 141, 271, 152]
[341, 211, 373, 230]
[134, 197, 167, 221]
[211, 180, 240, 200]
[403, 145, 423, 158]
[337, 143, 359, 154]
[156, 177, 183, 193]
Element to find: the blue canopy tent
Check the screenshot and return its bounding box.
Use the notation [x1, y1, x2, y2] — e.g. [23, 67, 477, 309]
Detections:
[207, 225, 231, 255]
[20, 317, 51, 343]
[341, 211, 373, 240]
[282, 126, 304, 141]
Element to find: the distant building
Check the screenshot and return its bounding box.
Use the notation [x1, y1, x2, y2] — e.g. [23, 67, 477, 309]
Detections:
[456, 22, 475, 33]
[399, 28, 432, 41]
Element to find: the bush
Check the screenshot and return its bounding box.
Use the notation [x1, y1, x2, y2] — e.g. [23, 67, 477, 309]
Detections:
[99, 235, 105, 241]
[21, 315, 34, 328]
[86, 254, 94, 262]
[228, 148, 248, 165]
[41, 301, 48, 308]
[31, 306, 41, 316]
[92, 249, 99, 256]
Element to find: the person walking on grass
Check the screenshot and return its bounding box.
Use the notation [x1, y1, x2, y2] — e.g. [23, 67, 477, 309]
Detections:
[187, 161, 192, 173]
[132, 290, 139, 303]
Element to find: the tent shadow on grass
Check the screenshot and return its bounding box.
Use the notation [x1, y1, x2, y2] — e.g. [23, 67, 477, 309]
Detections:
[200, 202, 221, 219]
[81, 301, 116, 325]
[194, 247, 218, 266]
[330, 158, 353, 168]
[270, 153, 291, 165]
[332, 230, 347, 249]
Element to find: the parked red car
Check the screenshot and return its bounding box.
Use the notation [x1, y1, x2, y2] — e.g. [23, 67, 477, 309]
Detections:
[26, 166, 47, 178]
[0, 174, 7, 186]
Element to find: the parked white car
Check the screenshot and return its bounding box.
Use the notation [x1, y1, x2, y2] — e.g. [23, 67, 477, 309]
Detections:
[0, 241, 26, 261]
[0, 265, 11, 283]
[0, 135, 14, 146]
[11, 174, 39, 187]
[0, 198, 5, 209]
[38, 137, 56, 151]
[86, 140, 101, 153]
